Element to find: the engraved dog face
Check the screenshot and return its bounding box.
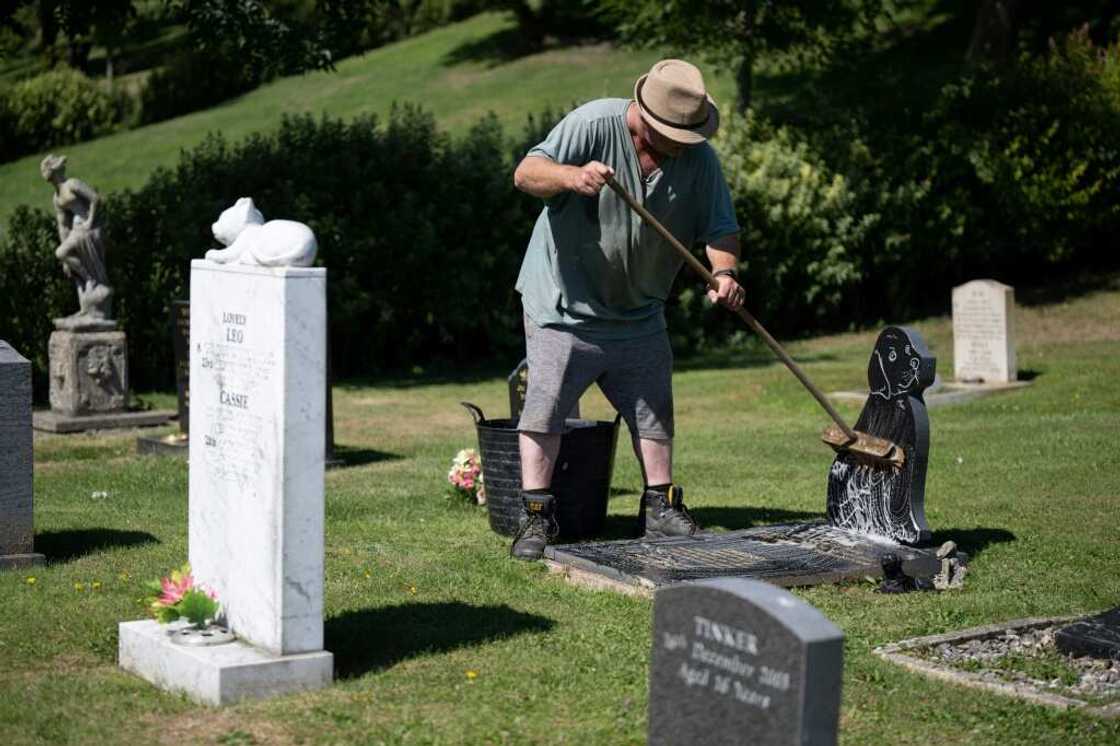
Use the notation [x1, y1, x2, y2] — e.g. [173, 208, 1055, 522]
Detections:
[868, 327, 935, 400]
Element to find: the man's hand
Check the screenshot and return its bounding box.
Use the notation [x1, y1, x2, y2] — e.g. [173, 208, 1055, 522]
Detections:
[707, 274, 746, 311]
[567, 161, 614, 196]
[513, 156, 614, 199]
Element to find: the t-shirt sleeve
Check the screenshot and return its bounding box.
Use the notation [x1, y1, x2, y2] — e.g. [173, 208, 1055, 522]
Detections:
[695, 147, 740, 245]
[527, 110, 593, 166]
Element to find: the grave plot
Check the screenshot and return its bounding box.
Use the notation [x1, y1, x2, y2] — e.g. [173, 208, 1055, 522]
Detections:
[546, 326, 943, 593]
[875, 611, 1120, 719]
[546, 522, 937, 595]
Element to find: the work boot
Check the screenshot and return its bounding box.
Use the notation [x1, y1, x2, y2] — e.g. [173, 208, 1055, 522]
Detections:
[640, 485, 699, 538]
[510, 492, 558, 561]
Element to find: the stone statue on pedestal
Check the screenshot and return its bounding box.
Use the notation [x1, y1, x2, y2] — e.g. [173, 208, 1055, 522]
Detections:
[33, 156, 172, 433]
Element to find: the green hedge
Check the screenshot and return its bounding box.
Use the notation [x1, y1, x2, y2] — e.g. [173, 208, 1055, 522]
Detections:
[780, 27, 1120, 324]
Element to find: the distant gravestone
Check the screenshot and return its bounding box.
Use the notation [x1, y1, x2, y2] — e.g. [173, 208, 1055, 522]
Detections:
[172, 300, 190, 433]
[508, 358, 578, 421]
[508, 359, 529, 420]
[649, 578, 843, 746]
[0, 342, 43, 568]
[952, 280, 1017, 383]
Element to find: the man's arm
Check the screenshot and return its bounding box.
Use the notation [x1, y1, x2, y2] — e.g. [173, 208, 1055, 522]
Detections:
[513, 155, 614, 199]
[705, 233, 745, 310]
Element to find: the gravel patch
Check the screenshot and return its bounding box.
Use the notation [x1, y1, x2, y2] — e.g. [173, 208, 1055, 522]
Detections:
[925, 625, 1120, 701]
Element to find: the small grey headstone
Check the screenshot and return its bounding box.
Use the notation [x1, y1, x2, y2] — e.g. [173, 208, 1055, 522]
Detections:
[649, 578, 843, 746]
[0, 341, 40, 566]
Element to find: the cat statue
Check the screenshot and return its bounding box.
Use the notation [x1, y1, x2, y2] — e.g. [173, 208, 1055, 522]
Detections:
[204, 197, 317, 267]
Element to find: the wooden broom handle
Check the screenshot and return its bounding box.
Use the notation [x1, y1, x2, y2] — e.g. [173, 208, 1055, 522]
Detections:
[605, 175, 858, 442]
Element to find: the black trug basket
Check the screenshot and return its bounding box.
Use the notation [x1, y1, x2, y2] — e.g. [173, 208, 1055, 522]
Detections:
[462, 403, 620, 540]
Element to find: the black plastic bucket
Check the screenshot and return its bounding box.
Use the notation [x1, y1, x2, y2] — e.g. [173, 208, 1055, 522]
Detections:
[462, 402, 620, 540]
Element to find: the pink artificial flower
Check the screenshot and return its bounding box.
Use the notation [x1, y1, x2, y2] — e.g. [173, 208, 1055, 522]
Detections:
[158, 569, 195, 606]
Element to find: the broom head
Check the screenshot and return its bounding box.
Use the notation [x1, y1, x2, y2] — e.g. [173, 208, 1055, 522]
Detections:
[821, 424, 906, 469]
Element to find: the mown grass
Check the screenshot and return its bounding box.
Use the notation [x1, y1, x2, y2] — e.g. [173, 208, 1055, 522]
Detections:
[0, 12, 737, 225]
[2, 278, 1118, 744]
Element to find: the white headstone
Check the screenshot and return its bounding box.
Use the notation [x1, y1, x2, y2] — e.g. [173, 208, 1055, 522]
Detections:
[118, 259, 332, 705]
[952, 279, 1017, 383]
[188, 260, 327, 654]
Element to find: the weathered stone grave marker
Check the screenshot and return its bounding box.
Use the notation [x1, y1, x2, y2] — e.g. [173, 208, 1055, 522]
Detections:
[649, 578, 843, 746]
[0, 341, 44, 569]
[952, 279, 1017, 383]
[119, 259, 332, 704]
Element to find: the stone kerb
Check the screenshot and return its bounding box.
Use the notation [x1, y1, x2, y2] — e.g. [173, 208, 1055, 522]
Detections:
[952, 279, 1017, 383]
[648, 578, 844, 746]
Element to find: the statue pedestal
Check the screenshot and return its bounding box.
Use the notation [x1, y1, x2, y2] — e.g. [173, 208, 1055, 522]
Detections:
[48, 328, 128, 415]
[33, 321, 174, 433]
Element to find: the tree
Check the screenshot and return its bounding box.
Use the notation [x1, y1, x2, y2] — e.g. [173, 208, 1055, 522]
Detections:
[167, 0, 334, 82]
[601, 0, 885, 112]
[967, 0, 1119, 64]
[475, 0, 613, 51]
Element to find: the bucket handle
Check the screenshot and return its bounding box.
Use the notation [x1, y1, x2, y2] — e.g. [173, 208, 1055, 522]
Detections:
[460, 401, 485, 424]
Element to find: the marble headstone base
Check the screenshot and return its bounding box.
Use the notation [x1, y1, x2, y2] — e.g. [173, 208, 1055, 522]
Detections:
[118, 620, 333, 705]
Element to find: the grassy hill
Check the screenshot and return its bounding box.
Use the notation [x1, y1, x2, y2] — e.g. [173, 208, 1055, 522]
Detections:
[0, 12, 736, 226]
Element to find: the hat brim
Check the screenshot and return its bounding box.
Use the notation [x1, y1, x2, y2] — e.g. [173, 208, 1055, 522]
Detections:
[634, 74, 720, 145]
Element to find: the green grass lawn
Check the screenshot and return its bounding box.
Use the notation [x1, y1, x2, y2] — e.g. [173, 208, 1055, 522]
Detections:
[2, 278, 1118, 744]
[0, 12, 737, 226]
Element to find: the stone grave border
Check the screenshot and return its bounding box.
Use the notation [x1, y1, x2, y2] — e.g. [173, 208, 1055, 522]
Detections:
[873, 614, 1120, 719]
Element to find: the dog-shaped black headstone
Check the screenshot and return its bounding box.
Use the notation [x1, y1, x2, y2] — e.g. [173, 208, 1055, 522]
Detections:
[827, 326, 934, 545]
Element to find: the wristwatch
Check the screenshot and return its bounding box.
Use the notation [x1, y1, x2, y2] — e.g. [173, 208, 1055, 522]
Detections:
[712, 268, 739, 281]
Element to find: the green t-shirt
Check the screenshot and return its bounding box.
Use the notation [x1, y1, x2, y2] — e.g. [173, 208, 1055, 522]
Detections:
[516, 98, 740, 340]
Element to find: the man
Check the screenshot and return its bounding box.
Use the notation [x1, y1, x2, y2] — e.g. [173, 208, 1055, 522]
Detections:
[510, 59, 744, 560]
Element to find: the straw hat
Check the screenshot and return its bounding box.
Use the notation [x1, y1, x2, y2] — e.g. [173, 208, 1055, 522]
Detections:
[633, 59, 720, 145]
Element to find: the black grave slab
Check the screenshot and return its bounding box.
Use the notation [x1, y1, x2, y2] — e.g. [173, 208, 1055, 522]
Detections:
[1055, 607, 1120, 661]
[649, 577, 843, 746]
[546, 522, 936, 593]
[827, 326, 934, 545]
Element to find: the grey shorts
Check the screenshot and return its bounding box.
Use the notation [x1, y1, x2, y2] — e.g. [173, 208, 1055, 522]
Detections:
[518, 315, 674, 440]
